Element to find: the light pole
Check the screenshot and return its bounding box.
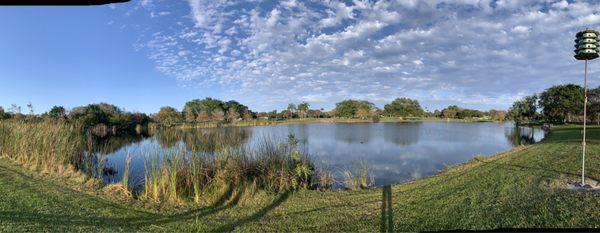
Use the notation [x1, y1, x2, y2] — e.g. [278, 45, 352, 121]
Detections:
[574, 29, 599, 185]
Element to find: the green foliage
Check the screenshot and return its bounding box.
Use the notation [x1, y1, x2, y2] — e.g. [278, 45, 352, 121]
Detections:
[286, 103, 297, 118]
[155, 106, 183, 127]
[0, 107, 9, 120]
[458, 109, 485, 118]
[68, 103, 149, 132]
[539, 84, 583, 123]
[183, 98, 224, 122]
[508, 95, 538, 124]
[588, 87, 600, 123]
[334, 99, 375, 117]
[441, 105, 461, 118]
[183, 98, 253, 123]
[47, 106, 66, 120]
[440, 105, 485, 119]
[371, 115, 380, 123]
[383, 98, 425, 117]
[297, 102, 309, 118]
[69, 104, 109, 127]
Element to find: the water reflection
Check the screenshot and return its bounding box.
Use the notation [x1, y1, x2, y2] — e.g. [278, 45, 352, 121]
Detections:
[504, 126, 542, 146]
[334, 123, 373, 144]
[91, 122, 545, 188]
[383, 122, 420, 146]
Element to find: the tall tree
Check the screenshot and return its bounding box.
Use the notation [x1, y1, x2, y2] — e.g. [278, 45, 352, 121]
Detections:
[441, 105, 461, 118]
[508, 95, 539, 125]
[183, 98, 225, 122]
[538, 84, 583, 123]
[383, 98, 425, 117]
[488, 109, 507, 121]
[155, 106, 183, 127]
[47, 106, 66, 120]
[297, 102, 310, 119]
[223, 100, 249, 117]
[69, 104, 109, 127]
[287, 103, 297, 119]
[588, 86, 600, 124]
[334, 99, 375, 117]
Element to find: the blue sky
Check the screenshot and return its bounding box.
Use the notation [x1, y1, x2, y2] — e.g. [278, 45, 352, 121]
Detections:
[1, 0, 600, 114]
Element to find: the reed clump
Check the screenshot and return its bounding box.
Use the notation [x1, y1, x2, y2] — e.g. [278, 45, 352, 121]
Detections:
[139, 134, 321, 205]
[0, 120, 84, 173]
[344, 160, 374, 190]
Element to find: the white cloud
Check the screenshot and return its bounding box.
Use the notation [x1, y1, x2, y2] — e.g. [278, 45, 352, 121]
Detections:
[129, 0, 600, 111]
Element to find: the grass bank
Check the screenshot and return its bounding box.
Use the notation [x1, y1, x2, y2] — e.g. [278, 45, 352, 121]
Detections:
[0, 125, 598, 231]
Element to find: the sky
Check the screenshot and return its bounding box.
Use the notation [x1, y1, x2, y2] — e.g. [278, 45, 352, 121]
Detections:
[1, 0, 600, 114]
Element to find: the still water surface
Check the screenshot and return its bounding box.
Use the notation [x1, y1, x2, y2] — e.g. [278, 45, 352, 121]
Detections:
[95, 122, 545, 188]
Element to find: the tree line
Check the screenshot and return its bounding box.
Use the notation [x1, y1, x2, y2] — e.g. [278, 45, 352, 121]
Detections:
[508, 84, 600, 125]
[3, 83, 594, 129]
[0, 96, 510, 130]
[0, 103, 150, 134]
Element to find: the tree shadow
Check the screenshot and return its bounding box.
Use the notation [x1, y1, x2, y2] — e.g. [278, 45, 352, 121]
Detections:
[472, 157, 583, 178]
[212, 190, 291, 232]
[0, 168, 247, 230]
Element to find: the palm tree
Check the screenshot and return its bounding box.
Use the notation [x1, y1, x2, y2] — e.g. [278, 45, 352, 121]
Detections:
[287, 103, 297, 119]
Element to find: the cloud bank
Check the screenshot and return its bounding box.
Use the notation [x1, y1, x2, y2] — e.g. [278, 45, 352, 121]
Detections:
[129, 0, 600, 111]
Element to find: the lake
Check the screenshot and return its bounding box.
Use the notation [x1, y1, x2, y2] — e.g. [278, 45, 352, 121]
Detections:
[92, 122, 545, 189]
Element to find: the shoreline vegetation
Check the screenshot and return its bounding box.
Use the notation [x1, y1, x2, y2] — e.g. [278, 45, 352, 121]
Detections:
[1, 83, 599, 230]
[0, 124, 598, 231]
[1, 83, 597, 134]
[0, 121, 337, 208]
[169, 116, 498, 129]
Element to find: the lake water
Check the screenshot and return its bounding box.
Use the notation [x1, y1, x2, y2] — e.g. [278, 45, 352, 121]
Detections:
[93, 122, 545, 189]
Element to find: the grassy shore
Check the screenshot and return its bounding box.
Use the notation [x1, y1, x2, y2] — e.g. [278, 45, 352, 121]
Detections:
[0, 125, 598, 231]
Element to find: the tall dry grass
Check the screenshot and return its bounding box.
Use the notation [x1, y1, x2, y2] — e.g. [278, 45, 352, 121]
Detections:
[0, 120, 83, 173]
[138, 134, 319, 205]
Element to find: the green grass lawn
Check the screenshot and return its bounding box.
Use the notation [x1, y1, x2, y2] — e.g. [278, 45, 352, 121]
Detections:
[0, 126, 598, 232]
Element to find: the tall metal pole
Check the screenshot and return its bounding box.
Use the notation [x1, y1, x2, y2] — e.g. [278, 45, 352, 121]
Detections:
[582, 59, 588, 185]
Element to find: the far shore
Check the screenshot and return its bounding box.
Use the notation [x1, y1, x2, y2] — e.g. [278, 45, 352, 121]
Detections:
[169, 117, 500, 129]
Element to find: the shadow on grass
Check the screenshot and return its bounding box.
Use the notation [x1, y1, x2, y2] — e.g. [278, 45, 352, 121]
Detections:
[0, 183, 242, 230]
[0, 161, 292, 231]
[212, 190, 291, 232]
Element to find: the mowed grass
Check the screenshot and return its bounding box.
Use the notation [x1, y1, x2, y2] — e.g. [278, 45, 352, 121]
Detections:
[0, 125, 599, 232]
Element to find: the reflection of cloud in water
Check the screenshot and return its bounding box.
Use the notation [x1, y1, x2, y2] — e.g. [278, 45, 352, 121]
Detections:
[97, 122, 545, 188]
[334, 123, 374, 144]
[384, 122, 421, 146]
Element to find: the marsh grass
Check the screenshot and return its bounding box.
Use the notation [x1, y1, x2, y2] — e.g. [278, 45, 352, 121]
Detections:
[344, 160, 375, 190]
[0, 121, 326, 206]
[0, 120, 83, 174]
[122, 152, 132, 192]
[137, 133, 322, 205]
